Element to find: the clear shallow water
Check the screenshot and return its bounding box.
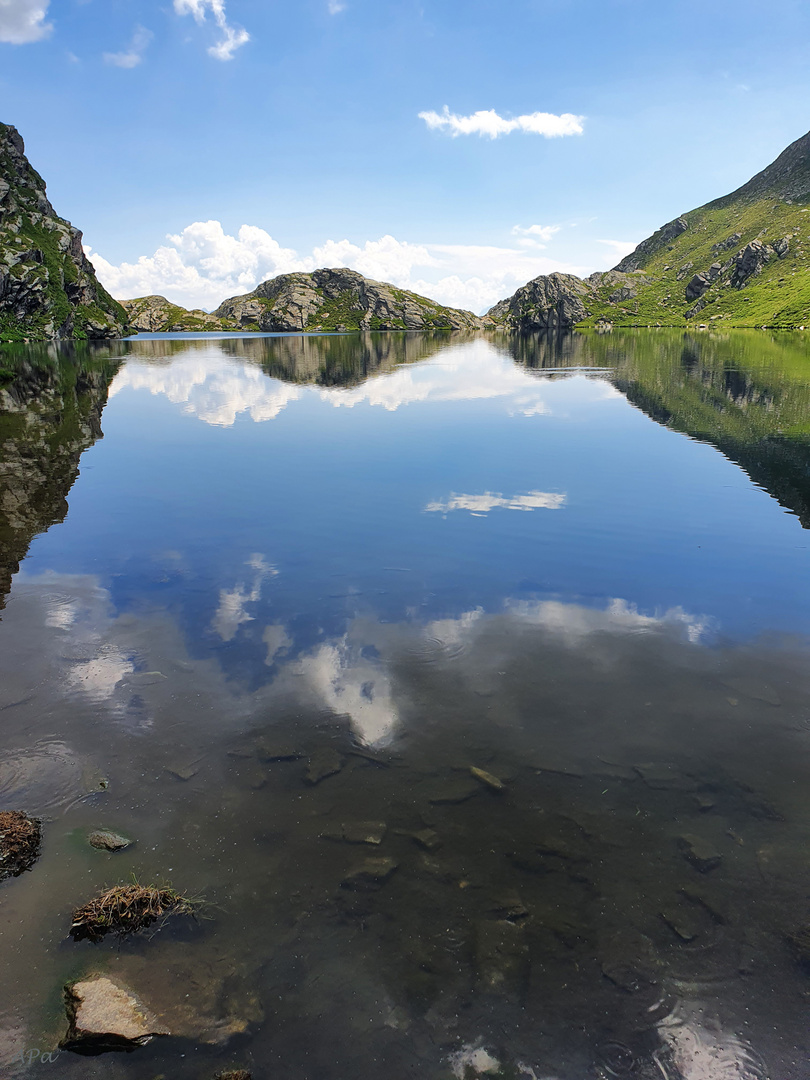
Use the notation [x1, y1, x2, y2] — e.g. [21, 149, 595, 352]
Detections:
[1, 330, 810, 1078]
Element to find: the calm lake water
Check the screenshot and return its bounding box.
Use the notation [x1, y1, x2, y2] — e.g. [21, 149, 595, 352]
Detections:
[1, 329, 810, 1079]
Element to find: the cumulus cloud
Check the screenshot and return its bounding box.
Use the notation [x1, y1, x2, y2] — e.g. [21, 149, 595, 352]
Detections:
[419, 106, 584, 139]
[511, 224, 561, 249]
[424, 491, 566, 515]
[174, 0, 249, 60]
[0, 0, 52, 44]
[88, 221, 590, 315]
[597, 238, 638, 262]
[103, 25, 153, 69]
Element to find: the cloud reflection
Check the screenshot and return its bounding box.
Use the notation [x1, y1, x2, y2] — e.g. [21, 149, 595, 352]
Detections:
[425, 490, 566, 514]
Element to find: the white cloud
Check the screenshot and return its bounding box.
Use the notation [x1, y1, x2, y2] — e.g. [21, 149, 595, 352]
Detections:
[88, 221, 591, 315]
[424, 491, 566, 515]
[419, 106, 584, 139]
[597, 239, 638, 262]
[174, 0, 249, 60]
[103, 25, 153, 68]
[328, 0, 346, 11]
[511, 224, 561, 249]
[0, 0, 51, 43]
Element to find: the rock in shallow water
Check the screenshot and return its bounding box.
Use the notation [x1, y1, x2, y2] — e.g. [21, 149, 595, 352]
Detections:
[341, 857, 398, 891]
[678, 834, 722, 873]
[305, 748, 344, 785]
[61, 976, 169, 1054]
[88, 830, 132, 852]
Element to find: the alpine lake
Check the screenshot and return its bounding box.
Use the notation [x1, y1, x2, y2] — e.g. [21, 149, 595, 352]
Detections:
[2, 327, 810, 1080]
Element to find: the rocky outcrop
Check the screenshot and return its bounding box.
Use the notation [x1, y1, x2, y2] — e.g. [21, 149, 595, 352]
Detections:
[729, 239, 773, 288]
[213, 267, 482, 332]
[122, 295, 239, 333]
[485, 273, 592, 331]
[0, 124, 128, 341]
[485, 270, 648, 332]
[614, 216, 689, 273]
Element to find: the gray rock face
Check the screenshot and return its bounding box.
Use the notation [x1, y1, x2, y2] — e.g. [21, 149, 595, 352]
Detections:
[485, 272, 592, 331]
[614, 216, 689, 273]
[0, 123, 128, 341]
[774, 236, 791, 258]
[712, 232, 742, 255]
[685, 273, 712, 301]
[730, 239, 773, 288]
[61, 976, 169, 1053]
[214, 268, 481, 332]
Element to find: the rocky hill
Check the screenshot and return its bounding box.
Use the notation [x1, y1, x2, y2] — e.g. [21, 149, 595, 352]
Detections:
[213, 268, 482, 332]
[487, 128, 810, 331]
[122, 294, 240, 333]
[0, 123, 128, 342]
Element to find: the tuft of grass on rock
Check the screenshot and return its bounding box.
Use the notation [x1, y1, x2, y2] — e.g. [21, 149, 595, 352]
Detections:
[70, 880, 200, 942]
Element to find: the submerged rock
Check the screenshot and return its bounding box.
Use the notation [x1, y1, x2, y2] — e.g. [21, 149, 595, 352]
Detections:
[61, 976, 168, 1054]
[411, 828, 442, 852]
[0, 810, 41, 879]
[256, 739, 303, 763]
[341, 857, 398, 891]
[215, 1072, 252, 1080]
[427, 777, 480, 804]
[322, 821, 387, 845]
[678, 834, 722, 873]
[88, 830, 132, 852]
[469, 766, 505, 793]
[474, 920, 529, 1000]
[305, 748, 344, 785]
[164, 762, 199, 781]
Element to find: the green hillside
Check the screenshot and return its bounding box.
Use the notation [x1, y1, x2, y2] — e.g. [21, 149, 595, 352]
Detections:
[583, 130, 810, 329]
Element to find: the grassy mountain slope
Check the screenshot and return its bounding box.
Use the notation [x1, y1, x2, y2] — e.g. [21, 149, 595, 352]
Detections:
[489, 129, 810, 331]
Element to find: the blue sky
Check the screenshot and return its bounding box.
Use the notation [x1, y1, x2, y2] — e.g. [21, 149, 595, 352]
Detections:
[2, 0, 810, 313]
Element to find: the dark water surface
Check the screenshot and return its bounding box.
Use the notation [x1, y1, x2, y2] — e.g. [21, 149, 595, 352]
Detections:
[1, 329, 810, 1079]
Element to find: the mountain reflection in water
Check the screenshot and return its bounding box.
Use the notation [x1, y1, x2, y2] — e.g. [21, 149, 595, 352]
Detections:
[0, 329, 809, 1079]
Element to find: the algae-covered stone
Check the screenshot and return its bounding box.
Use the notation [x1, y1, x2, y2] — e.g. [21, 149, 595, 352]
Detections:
[88, 830, 132, 852]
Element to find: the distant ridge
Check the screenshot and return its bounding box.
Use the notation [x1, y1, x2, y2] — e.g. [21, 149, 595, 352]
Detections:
[123, 268, 482, 334]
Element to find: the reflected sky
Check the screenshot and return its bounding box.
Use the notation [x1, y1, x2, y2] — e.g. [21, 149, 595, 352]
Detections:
[4, 331, 810, 1078]
[12, 332, 810, 686]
